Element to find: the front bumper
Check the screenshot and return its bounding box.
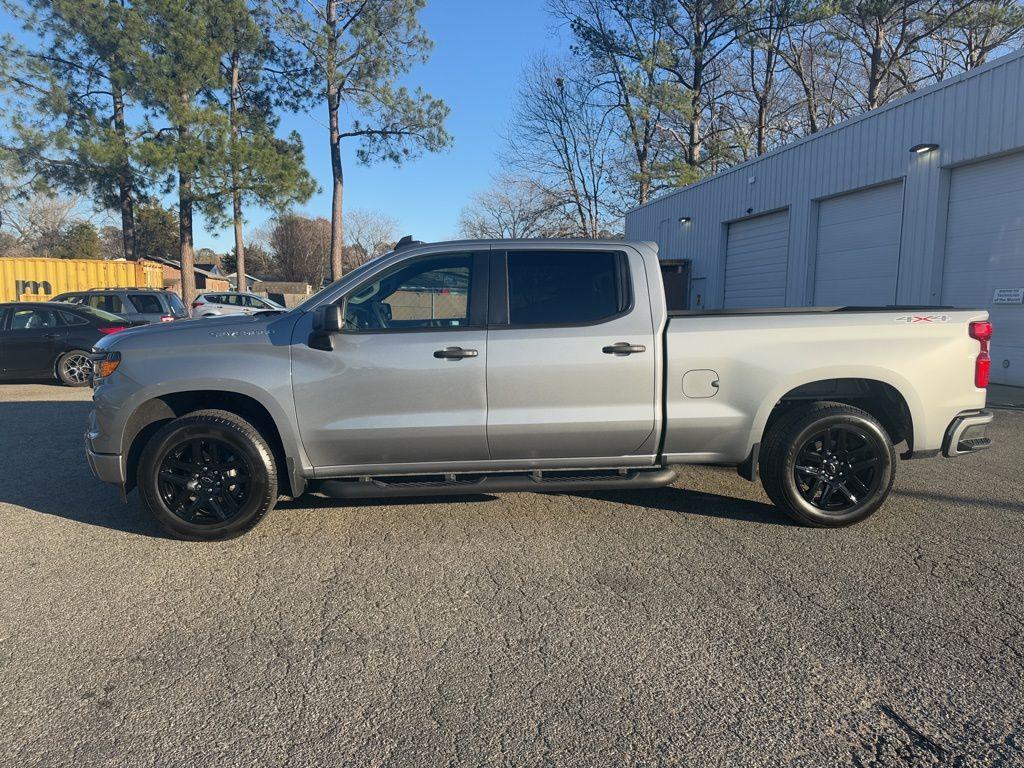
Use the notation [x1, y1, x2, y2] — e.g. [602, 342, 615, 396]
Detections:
[85, 431, 125, 485]
[942, 410, 994, 457]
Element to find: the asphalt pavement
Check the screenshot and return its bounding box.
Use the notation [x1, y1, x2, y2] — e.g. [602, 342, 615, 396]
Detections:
[1, 383, 1022, 767]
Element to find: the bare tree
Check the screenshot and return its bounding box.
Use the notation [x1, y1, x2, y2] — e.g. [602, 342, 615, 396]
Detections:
[777, 14, 859, 134]
[657, 0, 754, 169]
[344, 208, 398, 267]
[266, 212, 331, 287]
[0, 192, 83, 248]
[832, 0, 970, 110]
[732, 0, 809, 156]
[919, 0, 1024, 78]
[458, 176, 572, 239]
[505, 57, 619, 238]
[552, 0, 687, 206]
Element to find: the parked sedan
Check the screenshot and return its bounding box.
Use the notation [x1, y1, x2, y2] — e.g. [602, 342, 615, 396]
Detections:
[191, 292, 284, 317]
[0, 302, 139, 386]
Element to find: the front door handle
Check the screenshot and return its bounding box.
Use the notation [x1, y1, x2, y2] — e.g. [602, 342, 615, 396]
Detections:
[433, 346, 479, 360]
[603, 342, 646, 355]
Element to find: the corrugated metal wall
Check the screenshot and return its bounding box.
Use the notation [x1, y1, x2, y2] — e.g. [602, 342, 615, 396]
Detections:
[0, 258, 164, 302]
[625, 48, 1024, 313]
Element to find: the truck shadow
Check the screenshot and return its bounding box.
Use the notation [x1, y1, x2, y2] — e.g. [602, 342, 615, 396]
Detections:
[0, 400, 167, 538]
[2, 398, 792, 535]
[570, 488, 795, 526]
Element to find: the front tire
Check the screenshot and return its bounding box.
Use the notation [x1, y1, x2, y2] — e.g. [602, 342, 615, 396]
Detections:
[56, 350, 93, 387]
[137, 410, 278, 540]
[760, 402, 896, 527]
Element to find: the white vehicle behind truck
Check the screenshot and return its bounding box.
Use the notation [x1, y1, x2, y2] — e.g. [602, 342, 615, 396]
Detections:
[85, 238, 994, 540]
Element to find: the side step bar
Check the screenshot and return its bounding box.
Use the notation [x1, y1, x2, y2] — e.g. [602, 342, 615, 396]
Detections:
[319, 467, 677, 499]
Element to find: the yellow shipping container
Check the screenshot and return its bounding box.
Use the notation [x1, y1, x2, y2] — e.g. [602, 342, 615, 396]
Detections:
[0, 257, 165, 303]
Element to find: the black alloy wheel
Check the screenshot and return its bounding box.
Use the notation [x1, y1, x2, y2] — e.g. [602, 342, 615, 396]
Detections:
[792, 425, 881, 512]
[157, 436, 251, 525]
[759, 401, 896, 527]
[138, 410, 278, 540]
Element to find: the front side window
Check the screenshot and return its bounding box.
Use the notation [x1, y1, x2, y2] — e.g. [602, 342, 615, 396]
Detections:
[506, 250, 624, 326]
[10, 308, 62, 330]
[344, 255, 473, 331]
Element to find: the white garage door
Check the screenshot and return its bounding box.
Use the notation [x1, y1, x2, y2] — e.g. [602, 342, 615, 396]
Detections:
[942, 152, 1024, 387]
[814, 182, 904, 306]
[724, 210, 789, 308]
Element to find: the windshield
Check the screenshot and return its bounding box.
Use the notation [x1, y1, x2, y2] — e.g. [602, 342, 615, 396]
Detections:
[292, 255, 393, 313]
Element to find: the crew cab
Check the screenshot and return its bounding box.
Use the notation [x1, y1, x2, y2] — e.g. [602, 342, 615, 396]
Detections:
[85, 239, 994, 540]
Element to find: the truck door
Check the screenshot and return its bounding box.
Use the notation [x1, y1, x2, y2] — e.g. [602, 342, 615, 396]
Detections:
[485, 247, 658, 461]
[290, 251, 490, 472]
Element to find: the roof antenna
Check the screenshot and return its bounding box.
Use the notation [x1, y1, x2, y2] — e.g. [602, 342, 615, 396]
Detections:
[395, 235, 421, 250]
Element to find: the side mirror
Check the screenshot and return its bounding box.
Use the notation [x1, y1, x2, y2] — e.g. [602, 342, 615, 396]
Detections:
[310, 303, 345, 350]
[313, 303, 345, 333]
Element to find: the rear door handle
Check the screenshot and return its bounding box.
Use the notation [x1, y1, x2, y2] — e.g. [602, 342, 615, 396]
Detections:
[603, 342, 646, 355]
[433, 346, 478, 360]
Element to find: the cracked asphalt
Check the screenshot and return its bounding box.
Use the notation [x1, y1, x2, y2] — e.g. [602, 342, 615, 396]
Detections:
[1, 383, 1022, 767]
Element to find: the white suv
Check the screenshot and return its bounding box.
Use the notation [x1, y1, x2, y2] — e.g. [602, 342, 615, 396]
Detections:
[191, 292, 284, 317]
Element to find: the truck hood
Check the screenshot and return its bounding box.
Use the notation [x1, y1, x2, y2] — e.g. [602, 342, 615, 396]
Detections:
[95, 311, 294, 351]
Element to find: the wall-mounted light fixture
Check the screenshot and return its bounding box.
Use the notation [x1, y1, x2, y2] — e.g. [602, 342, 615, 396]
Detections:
[678, 216, 691, 225]
[909, 143, 939, 154]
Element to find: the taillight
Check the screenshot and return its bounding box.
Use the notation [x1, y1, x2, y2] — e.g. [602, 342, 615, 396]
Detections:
[160, 315, 174, 322]
[97, 326, 127, 335]
[969, 320, 993, 388]
[191, 299, 203, 308]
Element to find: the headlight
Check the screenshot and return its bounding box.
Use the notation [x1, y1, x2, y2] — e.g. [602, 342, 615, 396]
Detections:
[91, 350, 121, 385]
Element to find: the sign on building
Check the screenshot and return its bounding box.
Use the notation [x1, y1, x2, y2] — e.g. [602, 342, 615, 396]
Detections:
[992, 288, 1024, 305]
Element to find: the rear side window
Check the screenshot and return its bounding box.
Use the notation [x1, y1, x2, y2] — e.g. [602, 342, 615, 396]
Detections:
[59, 310, 88, 326]
[70, 305, 123, 323]
[128, 293, 164, 314]
[88, 294, 123, 314]
[166, 293, 186, 314]
[506, 250, 626, 326]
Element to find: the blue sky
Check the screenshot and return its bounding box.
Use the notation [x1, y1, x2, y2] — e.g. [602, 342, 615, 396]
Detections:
[0, 0, 565, 250]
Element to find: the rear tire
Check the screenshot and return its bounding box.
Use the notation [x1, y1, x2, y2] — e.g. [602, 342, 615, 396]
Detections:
[138, 410, 278, 540]
[759, 402, 896, 527]
[56, 350, 93, 387]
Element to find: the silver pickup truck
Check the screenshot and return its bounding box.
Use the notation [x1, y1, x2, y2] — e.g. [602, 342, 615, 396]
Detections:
[85, 238, 994, 540]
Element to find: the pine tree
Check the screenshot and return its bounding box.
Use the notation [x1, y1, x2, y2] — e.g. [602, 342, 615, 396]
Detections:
[132, 0, 238, 304]
[270, 0, 451, 281]
[0, 0, 147, 259]
[203, 2, 316, 292]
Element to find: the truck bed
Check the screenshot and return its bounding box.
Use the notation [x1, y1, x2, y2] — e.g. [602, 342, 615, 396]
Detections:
[660, 307, 989, 465]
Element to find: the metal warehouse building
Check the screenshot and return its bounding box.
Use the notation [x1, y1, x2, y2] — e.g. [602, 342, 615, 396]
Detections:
[625, 48, 1024, 386]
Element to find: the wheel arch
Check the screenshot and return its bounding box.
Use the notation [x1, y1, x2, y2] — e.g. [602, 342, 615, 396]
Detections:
[123, 389, 304, 497]
[748, 371, 922, 461]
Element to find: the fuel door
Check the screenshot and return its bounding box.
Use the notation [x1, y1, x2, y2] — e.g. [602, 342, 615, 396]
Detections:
[683, 369, 720, 398]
